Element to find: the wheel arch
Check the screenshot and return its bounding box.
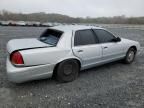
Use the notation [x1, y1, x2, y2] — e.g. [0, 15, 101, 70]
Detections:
[129, 45, 137, 53]
[52, 57, 82, 77]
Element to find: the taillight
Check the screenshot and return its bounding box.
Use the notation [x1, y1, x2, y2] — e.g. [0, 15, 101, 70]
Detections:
[10, 51, 24, 65]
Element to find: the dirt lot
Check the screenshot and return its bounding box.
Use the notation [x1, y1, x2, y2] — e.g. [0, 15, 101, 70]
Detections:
[0, 26, 144, 108]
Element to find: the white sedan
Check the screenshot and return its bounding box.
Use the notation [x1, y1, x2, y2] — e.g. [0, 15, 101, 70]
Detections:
[6, 25, 140, 83]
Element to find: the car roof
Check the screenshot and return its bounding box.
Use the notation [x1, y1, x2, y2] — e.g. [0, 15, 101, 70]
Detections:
[50, 25, 105, 32]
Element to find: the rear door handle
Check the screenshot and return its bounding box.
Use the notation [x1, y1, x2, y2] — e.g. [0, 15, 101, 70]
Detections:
[77, 50, 83, 52]
[103, 46, 108, 49]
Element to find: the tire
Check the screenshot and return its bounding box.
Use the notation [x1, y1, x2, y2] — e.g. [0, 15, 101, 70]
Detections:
[124, 48, 136, 64]
[55, 60, 79, 83]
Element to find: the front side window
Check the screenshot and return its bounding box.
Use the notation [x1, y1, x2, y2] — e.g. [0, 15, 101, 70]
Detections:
[74, 30, 97, 46]
[93, 29, 115, 43]
[39, 29, 63, 46]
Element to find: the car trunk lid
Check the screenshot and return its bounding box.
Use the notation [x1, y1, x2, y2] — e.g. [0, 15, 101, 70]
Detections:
[7, 38, 52, 53]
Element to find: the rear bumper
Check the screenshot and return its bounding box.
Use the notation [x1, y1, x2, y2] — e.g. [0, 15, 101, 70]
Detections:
[6, 58, 54, 83]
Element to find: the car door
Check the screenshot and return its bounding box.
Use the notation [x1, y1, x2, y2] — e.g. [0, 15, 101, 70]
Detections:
[93, 29, 124, 61]
[72, 29, 102, 69]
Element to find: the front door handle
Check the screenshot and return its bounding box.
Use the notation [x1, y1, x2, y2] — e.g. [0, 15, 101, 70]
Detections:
[103, 46, 108, 49]
[77, 50, 83, 52]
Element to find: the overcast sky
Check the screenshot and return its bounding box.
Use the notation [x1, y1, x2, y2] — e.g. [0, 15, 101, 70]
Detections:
[0, 0, 144, 17]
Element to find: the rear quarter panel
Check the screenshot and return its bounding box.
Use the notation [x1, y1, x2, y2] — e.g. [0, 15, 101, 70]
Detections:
[20, 47, 78, 66]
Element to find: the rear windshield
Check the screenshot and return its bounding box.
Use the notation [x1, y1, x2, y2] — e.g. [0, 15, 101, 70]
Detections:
[39, 29, 63, 46]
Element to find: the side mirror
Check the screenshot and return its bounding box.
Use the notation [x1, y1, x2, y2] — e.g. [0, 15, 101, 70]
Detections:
[116, 37, 121, 42]
[112, 37, 121, 42]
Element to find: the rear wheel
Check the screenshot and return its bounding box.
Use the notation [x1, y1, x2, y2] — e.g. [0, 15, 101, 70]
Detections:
[124, 48, 136, 64]
[55, 60, 79, 83]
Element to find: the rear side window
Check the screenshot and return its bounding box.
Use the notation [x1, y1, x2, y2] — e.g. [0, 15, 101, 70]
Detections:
[93, 29, 115, 43]
[74, 30, 97, 46]
[39, 29, 63, 46]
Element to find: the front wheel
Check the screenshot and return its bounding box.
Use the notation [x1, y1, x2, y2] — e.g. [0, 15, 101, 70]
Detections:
[55, 60, 79, 83]
[124, 48, 136, 64]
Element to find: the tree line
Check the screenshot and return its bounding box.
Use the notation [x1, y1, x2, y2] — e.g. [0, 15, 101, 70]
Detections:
[0, 10, 144, 24]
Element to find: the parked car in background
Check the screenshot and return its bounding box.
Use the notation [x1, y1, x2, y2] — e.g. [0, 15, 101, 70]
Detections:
[15, 21, 26, 26]
[53, 22, 60, 26]
[25, 21, 34, 26]
[41, 22, 54, 27]
[6, 25, 140, 83]
[25, 21, 40, 26]
[9, 21, 17, 26]
[32, 22, 41, 27]
[1, 21, 10, 26]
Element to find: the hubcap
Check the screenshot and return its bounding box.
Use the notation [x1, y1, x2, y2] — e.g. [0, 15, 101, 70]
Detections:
[63, 64, 73, 75]
[127, 51, 135, 62]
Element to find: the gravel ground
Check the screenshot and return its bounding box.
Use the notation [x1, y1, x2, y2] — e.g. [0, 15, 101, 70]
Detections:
[0, 26, 144, 108]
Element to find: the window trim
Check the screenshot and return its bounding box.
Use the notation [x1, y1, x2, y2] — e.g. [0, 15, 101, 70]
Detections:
[73, 29, 99, 47]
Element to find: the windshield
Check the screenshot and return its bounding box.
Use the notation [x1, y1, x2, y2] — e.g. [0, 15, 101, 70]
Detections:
[39, 29, 63, 46]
